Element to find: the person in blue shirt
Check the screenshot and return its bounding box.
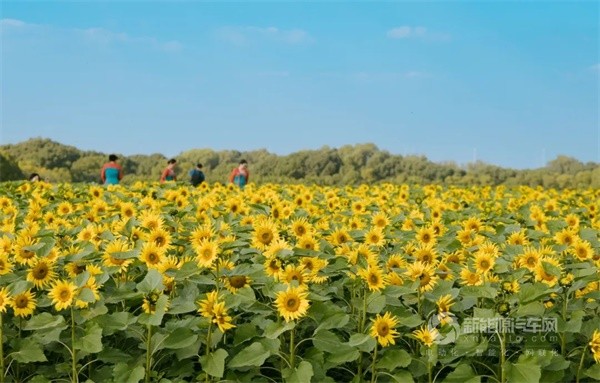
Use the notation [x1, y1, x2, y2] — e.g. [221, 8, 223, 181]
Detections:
[189, 163, 205, 187]
[100, 154, 123, 185]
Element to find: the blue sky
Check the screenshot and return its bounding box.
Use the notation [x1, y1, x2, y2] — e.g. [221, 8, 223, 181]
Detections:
[1, 1, 598, 169]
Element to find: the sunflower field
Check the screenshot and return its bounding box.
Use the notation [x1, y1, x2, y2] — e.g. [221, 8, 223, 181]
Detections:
[0, 180, 599, 383]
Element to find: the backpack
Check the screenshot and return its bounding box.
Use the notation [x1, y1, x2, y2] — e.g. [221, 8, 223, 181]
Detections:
[191, 169, 204, 186]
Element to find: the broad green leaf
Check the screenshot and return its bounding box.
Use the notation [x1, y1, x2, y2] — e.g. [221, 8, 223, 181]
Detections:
[138, 294, 169, 326]
[443, 364, 480, 383]
[376, 349, 411, 370]
[284, 361, 314, 383]
[390, 370, 414, 383]
[327, 348, 360, 364]
[515, 301, 545, 317]
[96, 312, 137, 334]
[162, 327, 198, 349]
[136, 269, 164, 294]
[78, 287, 96, 303]
[313, 330, 343, 353]
[347, 333, 376, 352]
[264, 320, 296, 339]
[366, 293, 386, 313]
[507, 362, 541, 383]
[113, 364, 145, 383]
[518, 283, 552, 304]
[460, 286, 498, 299]
[314, 312, 350, 332]
[23, 312, 66, 330]
[584, 364, 600, 380]
[199, 348, 228, 378]
[75, 323, 103, 353]
[11, 338, 47, 363]
[228, 342, 271, 368]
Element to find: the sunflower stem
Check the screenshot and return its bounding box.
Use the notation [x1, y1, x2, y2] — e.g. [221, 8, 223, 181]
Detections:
[71, 306, 78, 383]
[289, 326, 295, 370]
[575, 345, 588, 383]
[499, 331, 506, 383]
[370, 344, 378, 383]
[205, 321, 213, 383]
[427, 359, 432, 383]
[561, 292, 568, 356]
[0, 313, 4, 383]
[145, 324, 152, 383]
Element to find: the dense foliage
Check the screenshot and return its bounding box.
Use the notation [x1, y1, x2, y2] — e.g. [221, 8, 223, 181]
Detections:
[0, 180, 599, 382]
[1, 138, 598, 188]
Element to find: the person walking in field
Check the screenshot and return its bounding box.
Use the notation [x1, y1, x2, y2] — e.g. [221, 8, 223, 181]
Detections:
[189, 163, 205, 187]
[229, 159, 249, 188]
[160, 158, 178, 183]
[100, 154, 123, 185]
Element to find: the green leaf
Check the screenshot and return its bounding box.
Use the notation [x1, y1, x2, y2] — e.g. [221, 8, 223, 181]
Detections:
[23, 312, 66, 330]
[162, 327, 198, 349]
[313, 330, 344, 353]
[507, 362, 541, 383]
[75, 323, 103, 354]
[284, 361, 314, 383]
[199, 348, 228, 378]
[347, 333, 376, 352]
[138, 294, 169, 326]
[314, 312, 350, 332]
[264, 320, 296, 339]
[366, 293, 386, 313]
[228, 342, 271, 368]
[515, 301, 545, 317]
[113, 364, 145, 383]
[327, 348, 360, 364]
[389, 370, 414, 383]
[96, 312, 137, 334]
[377, 349, 412, 370]
[11, 338, 47, 363]
[460, 286, 498, 299]
[78, 287, 96, 303]
[518, 283, 552, 304]
[136, 269, 164, 294]
[584, 364, 600, 380]
[443, 364, 480, 383]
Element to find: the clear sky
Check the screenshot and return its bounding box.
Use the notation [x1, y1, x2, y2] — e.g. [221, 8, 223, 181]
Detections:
[1, 1, 598, 169]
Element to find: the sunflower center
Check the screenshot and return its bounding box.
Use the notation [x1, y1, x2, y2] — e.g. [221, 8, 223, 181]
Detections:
[377, 323, 389, 336]
[155, 237, 165, 246]
[369, 274, 379, 284]
[22, 250, 35, 259]
[296, 226, 306, 236]
[480, 260, 490, 269]
[286, 298, 299, 311]
[148, 253, 159, 263]
[33, 265, 48, 279]
[420, 273, 431, 286]
[15, 296, 28, 308]
[422, 233, 430, 242]
[229, 276, 247, 288]
[260, 231, 273, 243]
[59, 289, 71, 300]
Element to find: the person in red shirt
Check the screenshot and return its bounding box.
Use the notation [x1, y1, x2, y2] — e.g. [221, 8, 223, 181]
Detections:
[229, 159, 249, 188]
[160, 158, 177, 183]
[100, 154, 123, 185]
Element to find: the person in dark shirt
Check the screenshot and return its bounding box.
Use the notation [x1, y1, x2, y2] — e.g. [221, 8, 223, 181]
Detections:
[189, 163, 205, 187]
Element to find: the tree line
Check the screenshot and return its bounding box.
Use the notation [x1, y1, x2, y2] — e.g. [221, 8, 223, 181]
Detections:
[1, 138, 598, 188]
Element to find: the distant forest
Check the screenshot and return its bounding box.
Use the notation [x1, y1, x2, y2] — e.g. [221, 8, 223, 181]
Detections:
[1, 138, 598, 188]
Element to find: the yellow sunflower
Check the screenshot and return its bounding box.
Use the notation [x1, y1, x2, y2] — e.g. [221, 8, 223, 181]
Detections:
[358, 266, 387, 292]
[275, 286, 310, 322]
[473, 253, 495, 274]
[102, 239, 134, 272]
[290, 217, 313, 238]
[12, 289, 37, 317]
[459, 268, 483, 286]
[252, 219, 280, 250]
[0, 287, 12, 313]
[224, 275, 252, 293]
[194, 239, 219, 268]
[371, 212, 390, 229]
[412, 325, 439, 347]
[197, 291, 219, 318]
[148, 227, 172, 249]
[48, 280, 78, 311]
[589, 329, 600, 363]
[211, 301, 236, 333]
[27, 259, 58, 289]
[328, 228, 352, 247]
[415, 226, 436, 245]
[364, 227, 386, 247]
[405, 261, 438, 292]
[0, 252, 14, 275]
[571, 240, 593, 261]
[282, 264, 309, 287]
[370, 312, 399, 347]
[264, 257, 283, 281]
[139, 242, 165, 269]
